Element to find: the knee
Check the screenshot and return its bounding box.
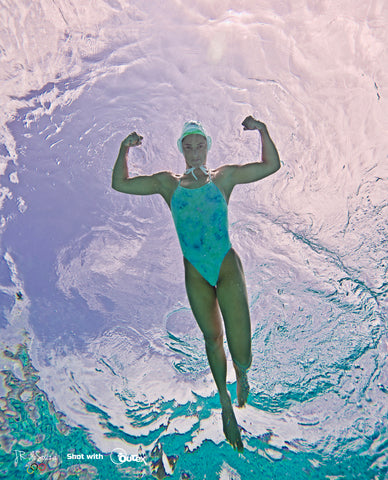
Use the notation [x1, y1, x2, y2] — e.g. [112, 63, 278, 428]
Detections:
[233, 352, 252, 371]
[203, 332, 223, 351]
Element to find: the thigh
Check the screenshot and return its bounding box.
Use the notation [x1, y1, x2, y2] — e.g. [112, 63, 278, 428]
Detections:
[216, 250, 251, 352]
[184, 257, 223, 340]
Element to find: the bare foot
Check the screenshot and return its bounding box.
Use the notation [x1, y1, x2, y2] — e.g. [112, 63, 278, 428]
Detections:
[221, 402, 243, 452]
[234, 365, 250, 407]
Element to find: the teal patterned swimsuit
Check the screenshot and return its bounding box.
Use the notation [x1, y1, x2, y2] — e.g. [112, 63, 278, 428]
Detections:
[171, 175, 232, 286]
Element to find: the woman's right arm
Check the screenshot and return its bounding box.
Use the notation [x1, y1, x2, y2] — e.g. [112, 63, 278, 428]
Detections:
[111, 132, 170, 196]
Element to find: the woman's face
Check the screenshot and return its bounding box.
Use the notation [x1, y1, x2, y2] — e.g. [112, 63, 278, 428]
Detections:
[181, 134, 208, 168]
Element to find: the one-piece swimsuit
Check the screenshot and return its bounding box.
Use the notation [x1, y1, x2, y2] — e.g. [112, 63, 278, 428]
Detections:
[170, 172, 232, 286]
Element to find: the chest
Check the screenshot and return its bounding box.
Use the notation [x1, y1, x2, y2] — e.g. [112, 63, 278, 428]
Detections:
[171, 183, 228, 222]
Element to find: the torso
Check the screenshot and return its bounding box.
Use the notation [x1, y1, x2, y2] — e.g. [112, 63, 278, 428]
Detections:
[169, 170, 232, 286]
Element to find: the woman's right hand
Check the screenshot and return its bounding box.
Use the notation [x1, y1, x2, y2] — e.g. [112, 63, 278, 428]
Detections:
[122, 131, 143, 148]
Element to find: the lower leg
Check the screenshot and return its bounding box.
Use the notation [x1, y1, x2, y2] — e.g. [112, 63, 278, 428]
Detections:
[216, 249, 252, 407]
[233, 353, 252, 407]
[204, 336, 229, 406]
[204, 336, 252, 405]
[204, 336, 243, 451]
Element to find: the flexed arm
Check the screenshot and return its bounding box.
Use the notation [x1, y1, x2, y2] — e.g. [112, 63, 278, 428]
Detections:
[236, 116, 280, 183]
[218, 117, 281, 192]
[112, 132, 142, 191]
[243, 116, 280, 173]
[112, 132, 171, 196]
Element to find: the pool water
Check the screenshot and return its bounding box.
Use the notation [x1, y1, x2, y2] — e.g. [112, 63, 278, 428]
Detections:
[0, 1, 387, 479]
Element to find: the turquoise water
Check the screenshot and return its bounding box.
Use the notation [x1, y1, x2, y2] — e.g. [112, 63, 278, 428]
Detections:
[1, 1, 387, 479]
[1, 343, 387, 478]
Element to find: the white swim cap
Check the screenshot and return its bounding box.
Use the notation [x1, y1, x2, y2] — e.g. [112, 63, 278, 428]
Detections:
[177, 121, 212, 153]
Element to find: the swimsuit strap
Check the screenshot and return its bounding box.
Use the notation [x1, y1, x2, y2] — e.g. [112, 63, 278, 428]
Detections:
[184, 165, 211, 181]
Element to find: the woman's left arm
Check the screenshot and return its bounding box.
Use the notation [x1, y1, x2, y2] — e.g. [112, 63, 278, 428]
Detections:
[225, 116, 281, 186]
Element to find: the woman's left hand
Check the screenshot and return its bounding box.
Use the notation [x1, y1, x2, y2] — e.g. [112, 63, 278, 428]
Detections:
[242, 116, 267, 132]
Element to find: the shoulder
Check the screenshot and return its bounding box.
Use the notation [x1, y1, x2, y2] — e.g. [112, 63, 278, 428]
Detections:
[212, 164, 237, 180]
[153, 171, 179, 204]
[211, 164, 239, 188]
[211, 165, 239, 202]
[153, 171, 179, 188]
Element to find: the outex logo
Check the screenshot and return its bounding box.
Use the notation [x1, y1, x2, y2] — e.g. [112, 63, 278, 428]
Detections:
[110, 447, 147, 465]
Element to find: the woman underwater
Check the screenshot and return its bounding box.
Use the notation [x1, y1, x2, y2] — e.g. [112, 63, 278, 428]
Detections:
[112, 116, 280, 451]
